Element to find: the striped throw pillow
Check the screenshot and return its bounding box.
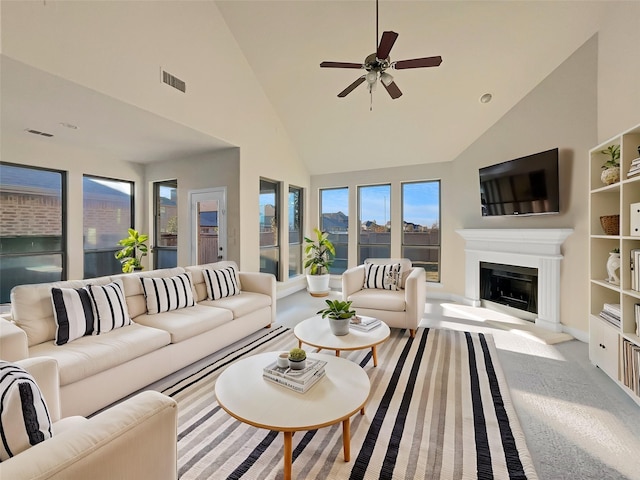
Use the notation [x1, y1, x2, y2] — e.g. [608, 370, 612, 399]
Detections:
[203, 266, 240, 300]
[51, 286, 95, 345]
[86, 279, 131, 334]
[140, 273, 196, 315]
[0, 361, 53, 461]
[363, 263, 402, 291]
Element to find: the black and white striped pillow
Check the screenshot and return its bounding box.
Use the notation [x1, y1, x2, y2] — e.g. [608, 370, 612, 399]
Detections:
[86, 279, 131, 334]
[363, 263, 402, 291]
[0, 361, 53, 461]
[140, 273, 196, 315]
[203, 266, 240, 300]
[51, 286, 95, 345]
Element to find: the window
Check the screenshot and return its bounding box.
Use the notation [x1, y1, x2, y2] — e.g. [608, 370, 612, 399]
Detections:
[320, 187, 349, 274]
[83, 175, 134, 277]
[0, 163, 65, 303]
[288, 186, 303, 278]
[154, 180, 178, 269]
[402, 180, 441, 282]
[358, 184, 391, 263]
[260, 178, 280, 280]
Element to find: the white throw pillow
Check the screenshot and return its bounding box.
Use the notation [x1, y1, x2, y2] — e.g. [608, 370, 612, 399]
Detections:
[363, 263, 402, 291]
[140, 273, 196, 315]
[86, 279, 131, 334]
[51, 286, 95, 345]
[0, 361, 53, 461]
[203, 266, 240, 300]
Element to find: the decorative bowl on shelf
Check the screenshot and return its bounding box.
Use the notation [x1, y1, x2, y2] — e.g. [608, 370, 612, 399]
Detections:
[600, 215, 620, 235]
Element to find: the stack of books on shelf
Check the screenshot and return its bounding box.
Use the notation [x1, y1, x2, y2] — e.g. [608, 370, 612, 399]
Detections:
[350, 315, 381, 332]
[628, 157, 640, 178]
[262, 358, 326, 393]
[631, 249, 640, 291]
[599, 303, 621, 328]
[622, 339, 640, 397]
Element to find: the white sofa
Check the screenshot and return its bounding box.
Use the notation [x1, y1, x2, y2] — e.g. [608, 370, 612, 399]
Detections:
[0, 261, 275, 417]
[342, 258, 427, 337]
[0, 357, 178, 480]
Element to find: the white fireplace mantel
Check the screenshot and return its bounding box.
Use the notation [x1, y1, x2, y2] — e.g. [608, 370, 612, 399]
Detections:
[456, 229, 573, 332]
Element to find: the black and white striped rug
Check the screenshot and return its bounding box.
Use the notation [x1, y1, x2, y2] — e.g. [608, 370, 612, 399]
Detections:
[164, 326, 538, 479]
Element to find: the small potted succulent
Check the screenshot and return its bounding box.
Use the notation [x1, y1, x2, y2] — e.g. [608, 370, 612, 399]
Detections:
[317, 299, 356, 336]
[600, 144, 620, 186]
[288, 347, 307, 370]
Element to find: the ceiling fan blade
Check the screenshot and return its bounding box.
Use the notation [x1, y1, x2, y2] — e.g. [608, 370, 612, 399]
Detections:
[337, 76, 366, 97]
[377, 31, 398, 60]
[383, 81, 402, 99]
[394, 56, 443, 70]
[320, 61, 363, 69]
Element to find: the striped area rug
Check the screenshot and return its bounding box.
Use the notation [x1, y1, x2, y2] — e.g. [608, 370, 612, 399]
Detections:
[163, 326, 538, 480]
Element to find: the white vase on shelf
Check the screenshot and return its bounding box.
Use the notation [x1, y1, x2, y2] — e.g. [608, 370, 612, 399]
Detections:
[606, 252, 621, 285]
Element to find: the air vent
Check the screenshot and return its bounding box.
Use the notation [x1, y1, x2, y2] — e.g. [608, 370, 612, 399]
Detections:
[25, 129, 54, 138]
[161, 69, 186, 93]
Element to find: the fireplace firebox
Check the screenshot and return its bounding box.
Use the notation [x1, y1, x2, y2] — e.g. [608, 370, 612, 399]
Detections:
[480, 262, 538, 314]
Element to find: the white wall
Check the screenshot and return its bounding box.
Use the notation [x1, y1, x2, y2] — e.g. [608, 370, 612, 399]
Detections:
[0, 0, 309, 271]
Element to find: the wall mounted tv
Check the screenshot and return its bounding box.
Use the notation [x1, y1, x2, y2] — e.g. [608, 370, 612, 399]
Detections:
[479, 148, 560, 217]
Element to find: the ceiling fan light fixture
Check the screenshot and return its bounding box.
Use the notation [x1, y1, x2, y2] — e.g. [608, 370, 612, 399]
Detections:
[365, 70, 378, 85]
[380, 72, 394, 86]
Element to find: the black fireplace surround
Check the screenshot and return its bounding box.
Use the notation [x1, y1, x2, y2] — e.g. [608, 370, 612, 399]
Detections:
[480, 262, 538, 314]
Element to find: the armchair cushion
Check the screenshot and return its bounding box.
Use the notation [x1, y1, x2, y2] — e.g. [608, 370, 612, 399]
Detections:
[363, 262, 402, 291]
[0, 361, 53, 461]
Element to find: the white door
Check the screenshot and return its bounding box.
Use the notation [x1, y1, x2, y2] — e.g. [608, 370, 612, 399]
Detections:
[189, 188, 227, 265]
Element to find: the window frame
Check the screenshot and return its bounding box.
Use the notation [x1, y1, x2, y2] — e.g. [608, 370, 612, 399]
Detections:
[153, 180, 178, 269]
[357, 183, 391, 264]
[319, 187, 349, 275]
[288, 185, 303, 278]
[259, 178, 280, 280]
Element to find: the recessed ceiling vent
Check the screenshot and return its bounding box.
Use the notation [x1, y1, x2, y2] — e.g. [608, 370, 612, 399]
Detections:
[161, 69, 186, 93]
[25, 129, 54, 138]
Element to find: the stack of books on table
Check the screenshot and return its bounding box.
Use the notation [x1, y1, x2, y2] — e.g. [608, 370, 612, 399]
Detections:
[628, 157, 640, 178]
[350, 315, 381, 332]
[262, 358, 326, 393]
[599, 303, 621, 328]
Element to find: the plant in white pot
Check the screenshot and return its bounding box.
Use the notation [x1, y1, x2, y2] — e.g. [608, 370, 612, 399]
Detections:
[304, 228, 335, 297]
[317, 299, 356, 336]
[600, 144, 620, 186]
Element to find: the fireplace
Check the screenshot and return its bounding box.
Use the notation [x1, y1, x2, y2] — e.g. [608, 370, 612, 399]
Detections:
[480, 262, 538, 314]
[456, 229, 573, 332]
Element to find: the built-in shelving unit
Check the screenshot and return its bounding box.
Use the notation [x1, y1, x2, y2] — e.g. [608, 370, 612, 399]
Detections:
[589, 123, 640, 406]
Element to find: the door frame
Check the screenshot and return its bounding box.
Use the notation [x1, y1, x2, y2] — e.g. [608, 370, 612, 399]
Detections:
[188, 187, 227, 265]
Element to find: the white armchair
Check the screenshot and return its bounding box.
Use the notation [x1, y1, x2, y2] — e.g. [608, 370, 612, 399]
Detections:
[0, 357, 178, 480]
[342, 258, 427, 338]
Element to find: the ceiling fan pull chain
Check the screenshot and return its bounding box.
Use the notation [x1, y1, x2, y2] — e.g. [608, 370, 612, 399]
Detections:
[370, 91, 373, 111]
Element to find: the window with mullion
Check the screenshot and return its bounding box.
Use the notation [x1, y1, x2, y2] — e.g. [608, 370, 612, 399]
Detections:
[401, 180, 441, 282]
[154, 180, 178, 269]
[0, 163, 66, 303]
[358, 184, 391, 264]
[83, 175, 134, 278]
[320, 187, 349, 274]
[288, 185, 303, 278]
[260, 178, 280, 280]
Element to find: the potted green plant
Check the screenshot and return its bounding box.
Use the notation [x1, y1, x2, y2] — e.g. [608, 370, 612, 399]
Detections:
[288, 347, 307, 370]
[317, 299, 356, 336]
[115, 228, 149, 273]
[600, 144, 620, 185]
[304, 228, 335, 297]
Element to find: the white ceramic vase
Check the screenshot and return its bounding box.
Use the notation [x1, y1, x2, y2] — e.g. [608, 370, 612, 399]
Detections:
[606, 252, 621, 285]
[307, 274, 330, 297]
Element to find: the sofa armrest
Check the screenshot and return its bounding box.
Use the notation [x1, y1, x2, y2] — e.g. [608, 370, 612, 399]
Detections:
[0, 316, 29, 362]
[17, 357, 61, 423]
[0, 391, 178, 480]
[238, 271, 276, 298]
[342, 265, 366, 301]
[404, 267, 427, 328]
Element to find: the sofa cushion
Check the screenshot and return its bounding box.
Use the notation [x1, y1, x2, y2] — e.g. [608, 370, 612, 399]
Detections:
[203, 266, 240, 300]
[86, 280, 131, 334]
[0, 361, 53, 461]
[28, 324, 171, 386]
[140, 273, 196, 314]
[347, 289, 407, 312]
[11, 276, 114, 347]
[363, 262, 402, 291]
[51, 287, 95, 345]
[185, 262, 241, 302]
[133, 304, 232, 343]
[198, 291, 271, 319]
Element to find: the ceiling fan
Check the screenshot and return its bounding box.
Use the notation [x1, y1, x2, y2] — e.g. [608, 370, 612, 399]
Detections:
[320, 0, 442, 103]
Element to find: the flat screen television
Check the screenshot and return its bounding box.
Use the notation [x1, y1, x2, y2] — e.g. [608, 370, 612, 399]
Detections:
[479, 148, 560, 217]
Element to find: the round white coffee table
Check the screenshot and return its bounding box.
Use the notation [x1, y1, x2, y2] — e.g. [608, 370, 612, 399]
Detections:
[294, 316, 390, 367]
[214, 352, 370, 480]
